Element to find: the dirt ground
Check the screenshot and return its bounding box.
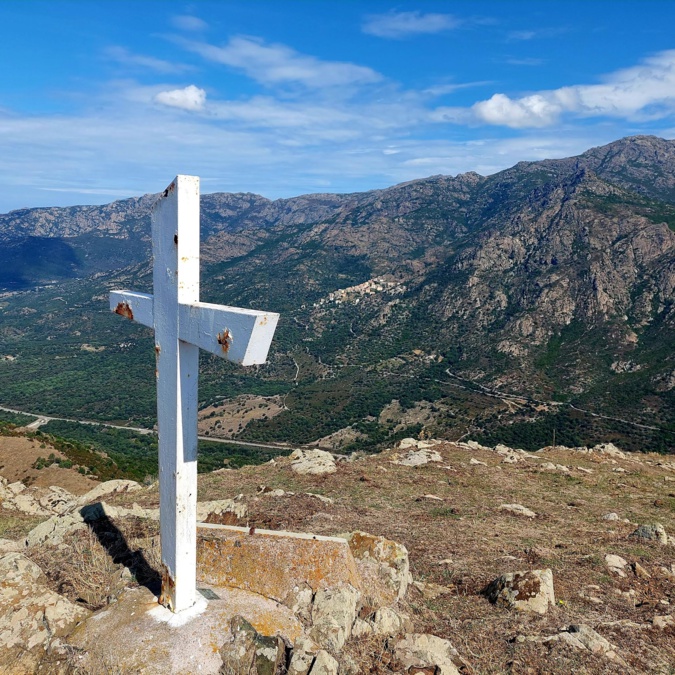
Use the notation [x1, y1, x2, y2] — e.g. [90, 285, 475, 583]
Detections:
[0, 435, 98, 495]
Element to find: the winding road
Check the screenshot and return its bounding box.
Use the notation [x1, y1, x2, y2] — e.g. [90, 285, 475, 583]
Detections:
[0, 404, 291, 450]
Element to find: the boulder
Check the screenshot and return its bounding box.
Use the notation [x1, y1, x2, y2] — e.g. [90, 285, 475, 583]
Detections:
[395, 449, 442, 467]
[483, 569, 555, 614]
[341, 531, 411, 604]
[290, 450, 337, 476]
[394, 633, 461, 675]
[630, 523, 668, 545]
[309, 584, 360, 652]
[309, 650, 339, 675]
[219, 615, 287, 675]
[371, 607, 409, 636]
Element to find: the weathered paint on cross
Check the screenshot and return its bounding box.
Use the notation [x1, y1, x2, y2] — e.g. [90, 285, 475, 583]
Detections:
[109, 175, 279, 613]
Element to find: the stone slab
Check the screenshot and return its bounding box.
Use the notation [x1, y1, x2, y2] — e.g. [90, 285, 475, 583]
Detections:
[196, 524, 361, 602]
[68, 584, 304, 675]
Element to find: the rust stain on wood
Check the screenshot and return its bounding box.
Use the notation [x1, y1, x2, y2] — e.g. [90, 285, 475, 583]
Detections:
[217, 329, 232, 353]
[159, 565, 176, 611]
[114, 302, 133, 320]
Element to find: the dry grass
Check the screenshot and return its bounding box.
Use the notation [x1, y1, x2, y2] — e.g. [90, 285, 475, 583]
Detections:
[0, 507, 43, 538]
[29, 517, 161, 611]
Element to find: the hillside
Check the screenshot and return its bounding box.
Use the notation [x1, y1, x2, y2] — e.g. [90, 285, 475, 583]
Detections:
[0, 135, 674, 459]
[1, 434, 674, 673]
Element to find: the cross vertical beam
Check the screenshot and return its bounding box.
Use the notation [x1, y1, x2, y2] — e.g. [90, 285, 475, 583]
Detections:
[109, 175, 279, 614]
[153, 176, 200, 612]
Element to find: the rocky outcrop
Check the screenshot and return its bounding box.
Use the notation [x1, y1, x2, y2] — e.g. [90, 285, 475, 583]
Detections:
[340, 531, 412, 604]
[290, 450, 337, 476]
[0, 553, 90, 673]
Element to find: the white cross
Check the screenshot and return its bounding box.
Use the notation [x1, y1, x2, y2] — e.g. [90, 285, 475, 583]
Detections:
[109, 175, 279, 613]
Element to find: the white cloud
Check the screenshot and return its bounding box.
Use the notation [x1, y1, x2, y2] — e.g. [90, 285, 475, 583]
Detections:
[176, 36, 381, 88]
[104, 46, 191, 74]
[508, 30, 536, 41]
[362, 11, 460, 38]
[473, 93, 561, 128]
[154, 85, 206, 111]
[470, 49, 675, 128]
[171, 15, 208, 31]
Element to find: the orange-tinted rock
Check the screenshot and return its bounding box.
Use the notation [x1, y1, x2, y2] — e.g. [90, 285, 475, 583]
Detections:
[341, 531, 411, 605]
[197, 524, 361, 603]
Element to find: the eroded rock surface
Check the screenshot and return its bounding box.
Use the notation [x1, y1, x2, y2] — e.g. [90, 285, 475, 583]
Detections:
[483, 569, 555, 614]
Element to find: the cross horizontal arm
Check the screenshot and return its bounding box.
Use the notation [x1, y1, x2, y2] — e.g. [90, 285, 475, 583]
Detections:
[110, 291, 154, 328]
[110, 290, 279, 366]
[178, 301, 279, 366]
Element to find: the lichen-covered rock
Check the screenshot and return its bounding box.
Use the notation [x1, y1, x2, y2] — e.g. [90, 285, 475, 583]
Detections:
[287, 636, 319, 675]
[341, 531, 411, 604]
[0, 553, 90, 673]
[630, 522, 668, 545]
[290, 450, 337, 476]
[309, 584, 360, 652]
[309, 650, 339, 675]
[483, 569, 555, 614]
[24, 511, 88, 548]
[283, 582, 314, 625]
[371, 606, 410, 636]
[219, 615, 287, 675]
[394, 633, 461, 675]
[542, 624, 626, 665]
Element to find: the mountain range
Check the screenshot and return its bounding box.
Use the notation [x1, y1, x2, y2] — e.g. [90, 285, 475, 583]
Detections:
[1, 135, 673, 455]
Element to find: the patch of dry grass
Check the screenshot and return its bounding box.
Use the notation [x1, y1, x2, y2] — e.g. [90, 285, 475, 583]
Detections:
[0, 507, 43, 538]
[29, 518, 161, 611]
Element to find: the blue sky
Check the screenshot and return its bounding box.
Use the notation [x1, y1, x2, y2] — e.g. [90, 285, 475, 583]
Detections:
[1, 1, 675, 212]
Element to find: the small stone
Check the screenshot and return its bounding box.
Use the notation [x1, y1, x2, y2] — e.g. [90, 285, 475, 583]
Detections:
[469, 458, 487, 466]
[632, 562, 651, 579]
[499, 504, 536, 518]
[605, 554, 628, 577]
[602, 513, 620, 521]
[371, 607, 409, 636]
[417, 494, 444, 502]
[653, 615, 674, 629]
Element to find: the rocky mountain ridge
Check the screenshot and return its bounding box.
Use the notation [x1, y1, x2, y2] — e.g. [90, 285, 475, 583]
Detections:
[0, 135, 674, 453]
